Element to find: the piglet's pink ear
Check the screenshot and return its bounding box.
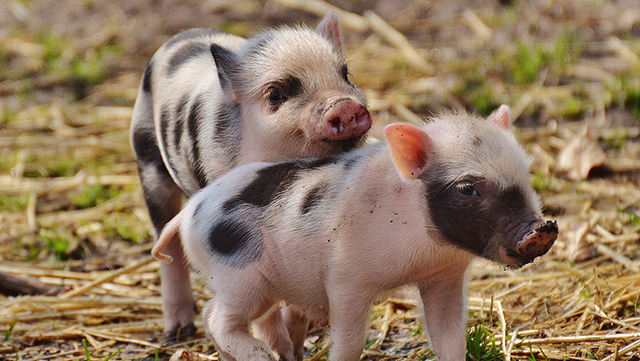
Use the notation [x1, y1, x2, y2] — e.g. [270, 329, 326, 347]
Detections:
[384, 123, 433, 179]
[316, 11, 343, 53]
[488, 104, 511, 130]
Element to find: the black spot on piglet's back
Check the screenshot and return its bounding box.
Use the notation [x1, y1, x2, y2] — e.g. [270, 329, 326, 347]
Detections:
[301, 182, 328, 215]
[207, 218, 262, 267]
[223, 157, 338, 212]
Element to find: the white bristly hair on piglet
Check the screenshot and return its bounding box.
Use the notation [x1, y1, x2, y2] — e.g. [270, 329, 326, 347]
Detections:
[152, 107, 558, 361]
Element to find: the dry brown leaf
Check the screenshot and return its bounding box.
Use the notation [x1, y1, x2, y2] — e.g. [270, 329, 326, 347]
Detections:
[557, 126, 607, 180]
[169, 349, 217, 361]
[563, 221, 596, 262]
[169, 349, 209, 361]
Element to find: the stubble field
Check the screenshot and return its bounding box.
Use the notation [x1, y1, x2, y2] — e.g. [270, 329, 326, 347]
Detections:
[1, 0, 640, 360]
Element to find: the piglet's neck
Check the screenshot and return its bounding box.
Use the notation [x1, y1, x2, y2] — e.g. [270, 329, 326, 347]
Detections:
[339, 148, 474, 288]
[237, 119, 335, 163]
[235, 119, 298, 163]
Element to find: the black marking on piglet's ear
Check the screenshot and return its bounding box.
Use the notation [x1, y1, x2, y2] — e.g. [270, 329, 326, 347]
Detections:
[210, 44, 239, 87]
[301, 182, 329, 215]
[207, 218, 263, 267]
[167, 43, 209, 76]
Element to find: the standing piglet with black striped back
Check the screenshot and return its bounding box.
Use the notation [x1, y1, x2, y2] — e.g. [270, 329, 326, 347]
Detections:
[152, 106, 559, 361]
[130, 12, 371, 343]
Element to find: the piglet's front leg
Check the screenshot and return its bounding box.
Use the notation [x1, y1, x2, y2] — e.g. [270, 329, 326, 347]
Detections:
[327, 287, 376, 361]
[418, 267, 469, 361]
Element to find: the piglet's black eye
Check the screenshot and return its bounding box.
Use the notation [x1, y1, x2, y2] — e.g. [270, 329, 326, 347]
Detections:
[266, 87, 287, 107]
[456, 183, 478, 197]
[265, 76, 302, 111]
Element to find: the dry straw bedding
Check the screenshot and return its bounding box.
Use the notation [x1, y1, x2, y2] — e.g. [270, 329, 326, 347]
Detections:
[1, 0, 640, 360]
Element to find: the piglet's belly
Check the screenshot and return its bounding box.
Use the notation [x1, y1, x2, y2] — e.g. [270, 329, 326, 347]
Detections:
[288, 303, 329, 326]
[264, 277, 329, 326]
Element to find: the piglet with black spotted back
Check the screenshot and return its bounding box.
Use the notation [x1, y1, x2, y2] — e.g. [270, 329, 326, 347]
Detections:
[130, 12, 371, 341]
[152, 105, 558, 361]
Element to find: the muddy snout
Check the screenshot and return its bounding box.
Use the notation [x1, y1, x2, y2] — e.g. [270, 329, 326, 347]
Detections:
[515, 220, 558, 262]
[322, 98, 372, 140]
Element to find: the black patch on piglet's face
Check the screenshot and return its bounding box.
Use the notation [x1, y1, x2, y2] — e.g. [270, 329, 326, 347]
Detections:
[265, 75, 304, 112]
[206, 218, 263, 268]
[425, 173, 537, 260]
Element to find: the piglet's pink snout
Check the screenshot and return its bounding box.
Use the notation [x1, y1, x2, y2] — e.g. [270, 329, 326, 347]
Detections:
[323, 98, 372, 140]
[516, 220, 558, 259]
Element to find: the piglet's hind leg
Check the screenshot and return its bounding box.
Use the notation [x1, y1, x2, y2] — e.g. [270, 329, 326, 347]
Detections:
[134, 133, 196, 341]
[252, 304, 296, 361]
[204, 292, 278, 361]
[283, 305, 309, 361]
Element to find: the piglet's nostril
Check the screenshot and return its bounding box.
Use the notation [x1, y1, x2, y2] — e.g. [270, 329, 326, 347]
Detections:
[330, 117, 342, 132]
[322, 99, 371, 140]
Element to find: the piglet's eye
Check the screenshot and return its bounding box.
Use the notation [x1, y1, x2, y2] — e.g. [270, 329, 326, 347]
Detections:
[456, 183, 478, 197]
[266, 87, 287, 107]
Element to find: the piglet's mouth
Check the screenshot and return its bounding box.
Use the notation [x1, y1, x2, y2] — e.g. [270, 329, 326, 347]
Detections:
[500, 220, 559, 268]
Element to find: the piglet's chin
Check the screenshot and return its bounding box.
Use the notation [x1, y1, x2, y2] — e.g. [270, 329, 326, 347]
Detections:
[497, 247, 528, 268]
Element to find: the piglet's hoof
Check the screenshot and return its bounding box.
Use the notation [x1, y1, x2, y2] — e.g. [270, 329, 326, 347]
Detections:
[166, 322, 197, 343]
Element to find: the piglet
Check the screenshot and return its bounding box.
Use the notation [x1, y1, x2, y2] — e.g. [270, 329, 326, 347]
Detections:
[152, 106, 558, 361]
[130, 12, 371, 340]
